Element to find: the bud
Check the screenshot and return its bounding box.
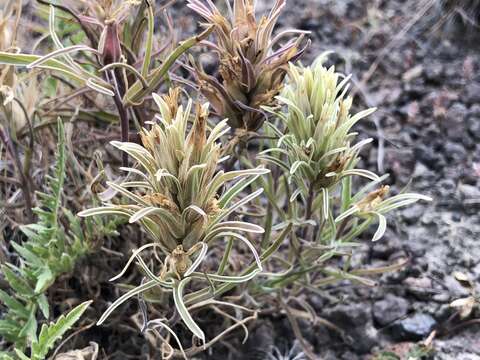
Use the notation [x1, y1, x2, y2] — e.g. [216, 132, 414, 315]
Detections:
[98, 22, 121, 65]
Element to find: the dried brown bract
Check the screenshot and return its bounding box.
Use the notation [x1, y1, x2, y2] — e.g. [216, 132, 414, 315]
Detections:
[188, 0, 308, 132]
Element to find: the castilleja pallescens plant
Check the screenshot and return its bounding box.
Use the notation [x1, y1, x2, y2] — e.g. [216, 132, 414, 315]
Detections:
[79, 89, 269, 353]
[187, 0, 308, 134]
[256, 56, 431, 312]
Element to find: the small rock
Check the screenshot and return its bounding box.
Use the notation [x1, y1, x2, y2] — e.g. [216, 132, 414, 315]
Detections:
[467, 115, 480, 141]
[444, 275, 471, 298]
[401, 204, 425, 225]
[436, 178, 457, 199]
[323, 303, 369, 328]
[371, 241, 397, 260]
[372, 294, 409, 327]
[414, 144, 445, 170]
[322, 303, 379, 354]
[445, 102, 468, 140]
[464, 82, 480, 105]
[459, 184, 480, 199]
[402, 64, 423, 82]
[444, 141, 467, 163]
[330, 2, 348, 18]
[412, 162, 436, 180]
[470, 104, 480, 116]
[472, 263, 480, 282]
[393, 313, 437, 341]
[424, 62, 444, 83]
[340, 352, 360, 360]
[406, 237, 428, 257]
[404, 276, 435, 300]
[346, 326, 379, 354]
[432, 292, 451, 303]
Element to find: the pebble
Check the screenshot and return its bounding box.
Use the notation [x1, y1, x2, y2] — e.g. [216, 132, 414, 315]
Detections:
[424, 62, 444, 83]
[467, 115, 480, 141]
[464, 82, 480, 105]
[372, 294, 409, 327]
[444, 275, 471, 298]
[459, 184, 480, 199]
[401, 204, 425, 225]
[404, 276, 437, 301]
[392, 313, 437, 341]
[445, 103, 468, 140]
[322, 303, 379, 354]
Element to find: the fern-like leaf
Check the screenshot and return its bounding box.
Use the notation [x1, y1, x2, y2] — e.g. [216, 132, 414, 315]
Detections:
[29, 301, 92, 360]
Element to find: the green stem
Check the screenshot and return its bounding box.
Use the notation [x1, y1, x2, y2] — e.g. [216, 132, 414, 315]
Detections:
[217, 238, 233, 275]
[141, 0, 155, 78]
[340, 218, 373, 243]
[108, 70, 129, 166]
[302, 186, 315, 240]
[124, 26, 214, 105]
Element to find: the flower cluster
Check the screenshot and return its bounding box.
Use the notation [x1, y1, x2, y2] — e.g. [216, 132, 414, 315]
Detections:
[262, 55, 378, 204]
[188, 0, 307, 133]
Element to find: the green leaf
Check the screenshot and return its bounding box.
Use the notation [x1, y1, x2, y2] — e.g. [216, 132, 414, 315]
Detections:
[97, 280, 158, 325]
[0, 318, 21, 334]
[124, 26, 214, 104]
[10, 242, 42, 267]
[0, 353, 16, 360]
[45, 77, 58, 97]
[30, 301, 92, 360]
[77, 206, 135, 218]
[218, 174, 262, 208]
[1, 266, 34, 297]
[0, 289, 29, 319]
[34, 268, 54, 294]
[13, 350, 30, 360]
[189, 269, 261, 283]
[18, 308, 37, 343]
[173, 278, 205, 342]
[37, 294, 50, 320]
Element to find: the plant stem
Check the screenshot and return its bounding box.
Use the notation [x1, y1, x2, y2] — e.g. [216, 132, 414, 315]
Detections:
[0, 126, 34, 222]
[302, 186, 315, 240]
[108, 70, 129, 166]
[184, 224, 292, 306]
[336, 217, 350, 240]
[278, 294, 316, 360]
